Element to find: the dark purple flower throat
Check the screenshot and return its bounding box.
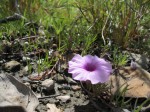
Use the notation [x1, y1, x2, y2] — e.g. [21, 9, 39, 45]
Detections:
[84, 63, 96, 72]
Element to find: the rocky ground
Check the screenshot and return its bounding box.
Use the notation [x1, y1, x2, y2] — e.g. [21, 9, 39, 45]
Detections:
[0, 37, 102, 112]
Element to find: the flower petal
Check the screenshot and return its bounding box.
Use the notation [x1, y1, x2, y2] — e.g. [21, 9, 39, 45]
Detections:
[68, 54, 112, 84]
[87, 70, 110, 84]
[73, 70, 89, 81]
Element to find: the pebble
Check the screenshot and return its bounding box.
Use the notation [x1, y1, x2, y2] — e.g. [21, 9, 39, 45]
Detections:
[41, 79, 55, 91]
[75, 92, 80, 98]
[56, 95, 71, 103]
[0, 60, 4, 65]
[22, 56, 31, 61]
[123, 109, 131, 112]
[18, 72, 24, 77]
[71, 85, 81, 91]
[2, 40, 12, 53]
[40, 99, 49, 105]
[62, 90, 67, 94]
[62, 84, 71, 90]
[37, 59, 44, 64]
[36, 104, 47, 112]
[47, 103, 61, 112]
[3, 60, 21, 72]
[22, 66, 29, 76]
[54, 74, 66, 83]
[24, 82, 31, 89]
[35, 93, 41, 98]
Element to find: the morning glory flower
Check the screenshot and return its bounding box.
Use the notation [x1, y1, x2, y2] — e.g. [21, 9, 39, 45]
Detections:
[68, 54, 112, 84]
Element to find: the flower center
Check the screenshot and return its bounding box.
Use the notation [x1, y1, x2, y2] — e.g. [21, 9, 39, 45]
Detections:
[84, 63, 96, 72]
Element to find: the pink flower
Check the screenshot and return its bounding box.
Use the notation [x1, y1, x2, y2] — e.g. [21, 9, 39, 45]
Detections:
[68, 54, 112, 84]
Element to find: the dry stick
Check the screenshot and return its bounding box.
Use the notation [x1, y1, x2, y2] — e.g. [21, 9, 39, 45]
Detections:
[0, 13, 26, 24]
[76, 4, 90, 23]
[21, 36, 38, 40]
[101, 2, 115, 45]
[40, 59, 60, 80]
[38, 94, 61, 99]
[46, 59, 60, 78]
[86, 18, 99, 32]
[0, 0, 26, 24]
[15, 0, 21, 14]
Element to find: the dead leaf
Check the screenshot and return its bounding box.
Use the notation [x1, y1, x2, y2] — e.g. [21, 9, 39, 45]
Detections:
[0, 73, 39, 112]
[109, 66, 150, 98]
[47, 103, 62, 112]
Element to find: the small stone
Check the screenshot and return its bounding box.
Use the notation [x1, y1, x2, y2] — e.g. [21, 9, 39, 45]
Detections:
[75, 92, 80, 98]
[19, 73, 24, 77]
[41, 79, 55, 91]
[2, 40, 12, 53]
[70, 94, 73, 97]
[24, 82, 31, 89]
[22, 56, 31, 61]
[22, 66, 31, 76]
[41, 99, 49, 105]
[62, 84, 71, 90]
[24, 42, 29, 46]
[52, 44, 57, 50]
[72, 85, 81, 91]
[35, 93, 41, 98]
[37, 59, 44, 64]
[123, 109, 131, 112]
[56, 95, 71, 103]
[47, 103, 61, 112]
[54, 74, 66, 83]
[3, 60, 21, 72]
[62, 90, 67, 94]
[0, 60, 5, 65]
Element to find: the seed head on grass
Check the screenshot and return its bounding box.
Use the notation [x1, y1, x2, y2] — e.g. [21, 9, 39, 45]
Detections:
[68, 54, 112, 84]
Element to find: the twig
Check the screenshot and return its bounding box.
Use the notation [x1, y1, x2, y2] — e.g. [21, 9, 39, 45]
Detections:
[15, 0, 21, 14]
[22, 79, 41, 84]
[38, 94, 60, 99]
[21, 35, 39, 40]
[28, 59, 60, 81]
[46, 59, 60, 78]
[86, 18, 99, 32]
[101, 2, 115, 45]
[76, 4, 90, 23]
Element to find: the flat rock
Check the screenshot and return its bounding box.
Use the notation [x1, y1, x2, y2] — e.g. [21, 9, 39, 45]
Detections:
[109, 66, 150, 98]
[3, 60, 21, 72]
[0, 73, 39, 112]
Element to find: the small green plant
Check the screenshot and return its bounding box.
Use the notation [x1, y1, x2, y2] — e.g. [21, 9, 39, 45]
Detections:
[133, 98, 150, 112]
[112, 47, 128, 67]
[112, 84, 132, 108]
